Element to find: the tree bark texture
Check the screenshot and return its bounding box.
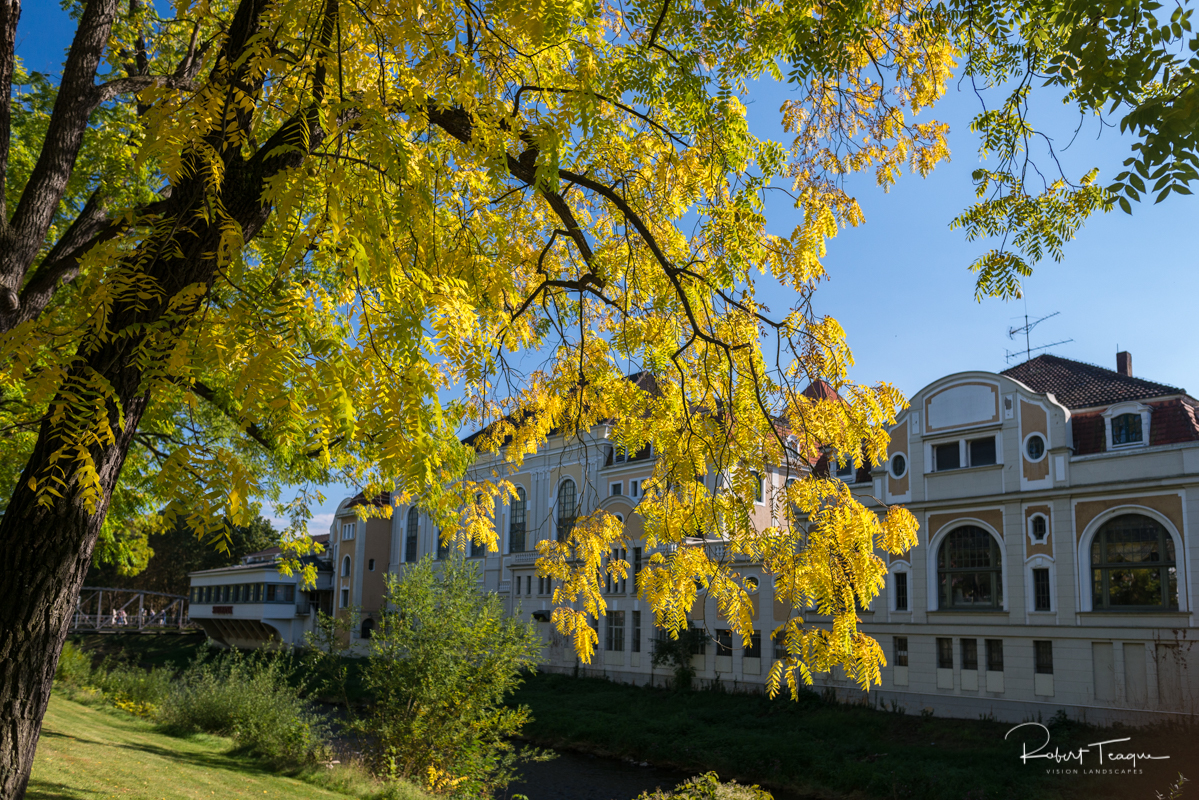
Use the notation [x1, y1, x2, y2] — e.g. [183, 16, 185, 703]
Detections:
[0, 0, 335, 794]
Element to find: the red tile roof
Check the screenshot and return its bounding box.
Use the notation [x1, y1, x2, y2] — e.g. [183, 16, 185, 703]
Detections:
[347, 491, 392, 509]
[1001, 354, 1185, 409]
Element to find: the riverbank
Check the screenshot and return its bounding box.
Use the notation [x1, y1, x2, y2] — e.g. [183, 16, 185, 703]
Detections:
[510, 672, 1191, 800]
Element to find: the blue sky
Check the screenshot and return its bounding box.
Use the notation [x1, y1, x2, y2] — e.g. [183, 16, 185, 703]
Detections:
[16, 4, 1198, 532]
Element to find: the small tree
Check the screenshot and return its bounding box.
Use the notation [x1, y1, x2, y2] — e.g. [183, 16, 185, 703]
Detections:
[358, 556, 543, 797]
[651, 627, 710, 692]
[302, 607, 359, 717]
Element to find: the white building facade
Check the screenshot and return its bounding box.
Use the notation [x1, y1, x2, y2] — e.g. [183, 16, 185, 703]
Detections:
[240, 352, 1199, 724]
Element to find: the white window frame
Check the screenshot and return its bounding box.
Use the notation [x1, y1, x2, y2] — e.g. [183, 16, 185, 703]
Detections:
[341, 555, 351, 577]
[1103, 402, 1151, 450]
[341, 522, 356, 541]
[1026, 557, 1056, 614]
[926, 517, 1008, 612]
[1027, 512, 1050, 545]
[750, 470, 765, 505]
[889, 451, 908, 480]
[925, 431, 1004, 473]
[610, 481, 623, 497]
[890, 561, 912, 613]
[1022, 431, 1048, 463]
[630, 479, 641, 498]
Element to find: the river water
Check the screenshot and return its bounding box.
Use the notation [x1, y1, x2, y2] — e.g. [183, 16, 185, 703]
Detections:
[504, 749, 806, 800]
[503, 749, 693, 800]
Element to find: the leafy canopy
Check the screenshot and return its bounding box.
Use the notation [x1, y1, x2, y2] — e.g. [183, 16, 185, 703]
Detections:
[2, 0, 946, 695]
[7, 0, 1184, 699]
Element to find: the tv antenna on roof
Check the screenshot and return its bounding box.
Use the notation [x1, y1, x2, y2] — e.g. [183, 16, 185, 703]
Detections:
[1006, 312, 1073, 364]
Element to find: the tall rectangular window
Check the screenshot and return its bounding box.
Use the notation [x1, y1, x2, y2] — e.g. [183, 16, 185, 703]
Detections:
[744, 630, 761, 659]
[632, 548, 643, 592]
[340, 587, 349, 609]
[893, 636, 909, 667]
[405, 507, 419, 562]
[715, 629, 733, 656]
[969, 436, 997, 466]
[689, 626, 707, 655]
[266, 584, 276, 601]
[934, 442, 960, 471]
[773, 631, 785, 661]
[961, 638, 978, 670]
[509, 488, 527, 554]
[1033, 568, 1052, 611]
[986, 639, 1004, 672]
[937, 637, 954, 669]
[1034, 640, 1054, 674]
[631, 611, 641, 653]
[606, 611, 625, 651]
[895, 572, 908, 611]
[342, 523, 356, 541]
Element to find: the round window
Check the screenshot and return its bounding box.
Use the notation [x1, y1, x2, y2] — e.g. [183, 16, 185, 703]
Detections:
[1026, 434, 1046, 461]
[745, 576, 759, 594]
[890, 453, 907, 479]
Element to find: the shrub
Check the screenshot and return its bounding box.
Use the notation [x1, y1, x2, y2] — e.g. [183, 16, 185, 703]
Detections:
[54, 641, 94, 687]
[97, 662, 173, 709]
[357, 556, 544, 798]
[650, 628, 709, 691]
[637, 773, 774, 800]
[158, 648, 327, 764]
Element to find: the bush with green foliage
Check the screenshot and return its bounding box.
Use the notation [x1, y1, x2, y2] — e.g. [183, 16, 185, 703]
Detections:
[637, 773, 773, 800]
[157, 647, 327, 765]
[357, 556, 544, 797]
[54, 641, 94, 687]
[650, 628, 710, 691]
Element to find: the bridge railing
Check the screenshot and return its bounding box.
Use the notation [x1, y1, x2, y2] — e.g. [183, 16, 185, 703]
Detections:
[70, 587, 191, 632]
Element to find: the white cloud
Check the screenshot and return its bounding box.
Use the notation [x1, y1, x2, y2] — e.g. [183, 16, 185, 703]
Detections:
[267, 512, 337, 537]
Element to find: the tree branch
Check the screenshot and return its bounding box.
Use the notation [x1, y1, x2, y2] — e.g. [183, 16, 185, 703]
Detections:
[0, 0, 120, 309]
[90, 75, 199, 111]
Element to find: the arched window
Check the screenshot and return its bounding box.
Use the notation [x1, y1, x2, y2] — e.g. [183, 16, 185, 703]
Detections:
[937, 526, 1003, 609]
[341, 555, 351, 577]
[509, 486, 527, 553]
[1091, 514, 1178, 610]
[405, 507, 419, 563]
[556, 479, 577, 541]
[360, 618, 375, 639]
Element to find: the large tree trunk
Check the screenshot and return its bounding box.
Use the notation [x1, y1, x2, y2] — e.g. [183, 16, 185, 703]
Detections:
[0, 0, 336, 791]
[0, 385, 151, 799]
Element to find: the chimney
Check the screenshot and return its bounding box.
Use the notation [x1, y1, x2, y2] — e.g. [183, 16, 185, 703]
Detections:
[1117, 351, 1133, 377]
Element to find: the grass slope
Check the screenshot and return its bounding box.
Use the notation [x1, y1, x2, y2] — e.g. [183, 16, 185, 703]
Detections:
[30, 695, 349, 800]
[512, 673, 1089, 800]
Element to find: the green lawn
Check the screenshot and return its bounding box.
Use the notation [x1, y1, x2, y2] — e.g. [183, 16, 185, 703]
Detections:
[511, 673, 1190, 800]
[30, 695, 353, 800]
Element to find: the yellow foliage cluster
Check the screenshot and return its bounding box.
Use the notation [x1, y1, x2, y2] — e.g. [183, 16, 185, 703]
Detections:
[2, 0, 954, 692]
